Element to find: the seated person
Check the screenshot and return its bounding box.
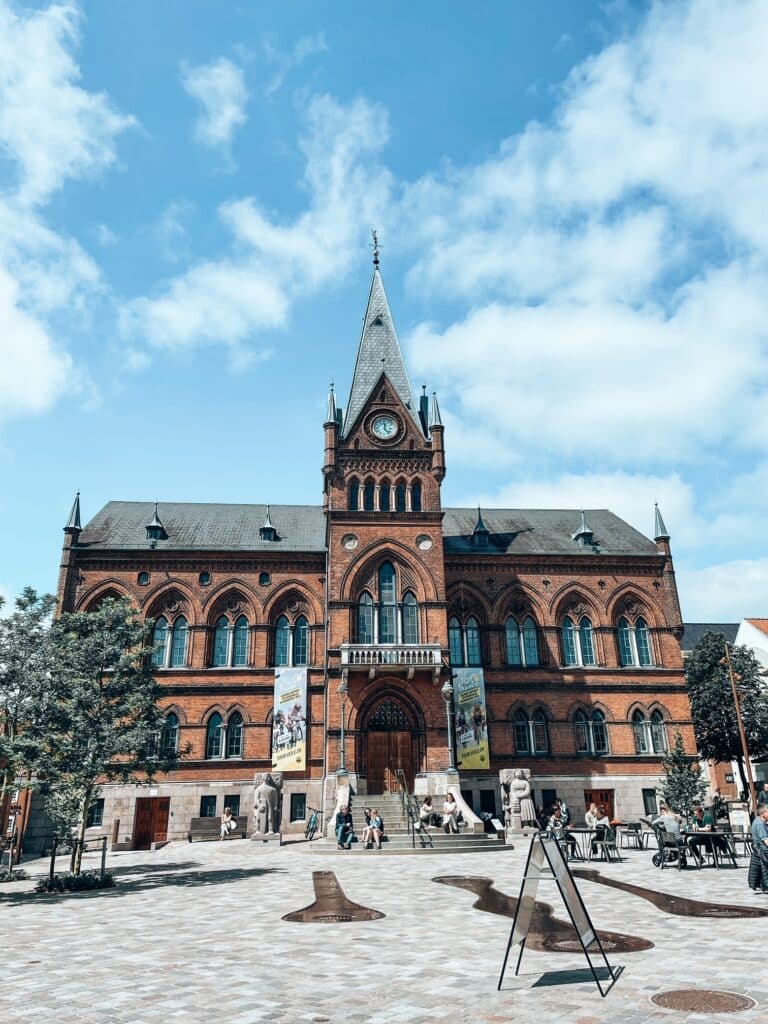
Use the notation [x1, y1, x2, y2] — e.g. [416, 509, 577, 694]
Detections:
[585, 802, 600, 829]
[335, 805, 354, 850]
[652, 803, 681, 835]
[360, 807, 373, 847]
[443, 793, 460, 834]
[368, 809, 384, 850]
[688, 804, 728, 859]
[419, 796, 435, 829]
[548, 805, 577, 858]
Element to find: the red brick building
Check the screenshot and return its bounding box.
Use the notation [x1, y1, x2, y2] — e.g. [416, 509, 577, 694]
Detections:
[46, 260, 695, 846]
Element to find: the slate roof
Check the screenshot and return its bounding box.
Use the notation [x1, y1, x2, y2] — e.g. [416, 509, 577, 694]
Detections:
[77, 502, 326, 552]
[77, 502, 659, 558]
[342, 267, 423, 438]
[681, 622, 739, 650]
[442, 507, 658, 556]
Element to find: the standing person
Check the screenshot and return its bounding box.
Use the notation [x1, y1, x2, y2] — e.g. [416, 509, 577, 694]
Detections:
[443, 793, 459, 834]
[219, 806, 234, 841]
[335, 805, 353, 850]
[749, 805, 768, 893]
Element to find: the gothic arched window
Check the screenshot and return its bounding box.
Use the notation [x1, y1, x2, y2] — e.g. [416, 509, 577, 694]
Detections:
[161, 712, 179, 755]
[233, 615, 249, 666]
[402, 592, 419, 644]
[411, 480, 422, 512]
[293, 616, 309, 666]
[275, 615, 290, 667]
[379, 480, 391, 512]
[213, 615, 229, 667]
[378, 562, 397, 643]
[151, 616, 168, 668]
[637, 617, 653, 666]
[617, 614, 654, 667]
[574, 709, 609, 755]
[169, 616, 188, 668]
[506, 616, 540, 667]
[226, 712, 244, 758]
[348, 478, 359, 511]
[357, 592, 374, 643]
[562, 614, 597, 666]
[395, 483, 407, 512]
[449, 615, 482, 666]
[363, 480, 375, 511]
[205, 712, 224, 759]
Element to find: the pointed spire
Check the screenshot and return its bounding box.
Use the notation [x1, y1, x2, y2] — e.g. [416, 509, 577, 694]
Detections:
[654, 502, 670, 542]
[342, 264, 423, 437]
[260, 505, 278, 542]
[146, 502, 167, 544]
[65, 492, 81, 531]
[325, 381, 338, 426]
[472, 505, 490, 547]
[429, 391, 443, 429]
[571, 510, 595, 546]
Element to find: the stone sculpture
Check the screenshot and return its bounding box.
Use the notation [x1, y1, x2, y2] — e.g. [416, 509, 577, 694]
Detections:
[500, 767, 537, 829]
[253, 772, 283, 834]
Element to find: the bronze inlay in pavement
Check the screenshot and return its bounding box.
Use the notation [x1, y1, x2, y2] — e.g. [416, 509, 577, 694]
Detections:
[433, 875, 653, 953]
[572, 868, 768, 918]
[651, 990, 756, 1012]
[282, 871, 385, 923]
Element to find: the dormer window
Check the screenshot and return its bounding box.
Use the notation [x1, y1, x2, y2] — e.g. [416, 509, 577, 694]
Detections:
[145, 503, 167, 545]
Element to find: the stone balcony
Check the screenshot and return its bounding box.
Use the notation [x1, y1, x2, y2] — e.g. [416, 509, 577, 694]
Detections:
[340, 643, 443, 682]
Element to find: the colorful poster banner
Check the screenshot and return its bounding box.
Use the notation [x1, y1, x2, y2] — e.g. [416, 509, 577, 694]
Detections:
[454, 667, 489, 770]
[272, 667, 307, 771]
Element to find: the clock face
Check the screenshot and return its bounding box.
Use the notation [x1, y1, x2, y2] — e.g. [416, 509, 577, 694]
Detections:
[371, 414, 397, 440]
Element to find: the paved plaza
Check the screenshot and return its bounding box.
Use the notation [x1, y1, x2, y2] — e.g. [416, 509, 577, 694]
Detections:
[1, 838, 766, 1024]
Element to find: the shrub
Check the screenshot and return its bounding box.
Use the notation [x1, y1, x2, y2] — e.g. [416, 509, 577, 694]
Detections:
[0, 868, 29, 882]
[35, 870, 115, 894]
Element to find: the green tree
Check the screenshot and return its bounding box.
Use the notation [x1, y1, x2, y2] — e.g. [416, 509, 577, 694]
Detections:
[0, 588, 56, 814]
[685, 631, 768, 798]
[658, 729, 706, 820]
[35, 597, 181, 873]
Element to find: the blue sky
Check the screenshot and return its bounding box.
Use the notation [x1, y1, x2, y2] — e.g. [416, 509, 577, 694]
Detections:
[1, 0, 767, 620]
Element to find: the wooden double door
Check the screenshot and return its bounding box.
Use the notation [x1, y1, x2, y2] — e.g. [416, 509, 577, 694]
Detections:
[583, 789, 615, 819]
[133, 797, 170, 850]
[366, 731, 414, 794]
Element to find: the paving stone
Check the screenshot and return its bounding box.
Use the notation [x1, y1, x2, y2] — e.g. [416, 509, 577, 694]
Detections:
[1, 840, 767, 1023]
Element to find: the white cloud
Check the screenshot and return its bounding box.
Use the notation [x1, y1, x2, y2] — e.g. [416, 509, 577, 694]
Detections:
[0, 0, 133, 428]
[264, 32, 327, 97]
[95, 223, 118, 247]
[678, 559, 768, 621]
[124, 94, 392, 351]
[181, 57, 247, 149]
[402, 0, 768, 466]
[0, 1, 134, 206]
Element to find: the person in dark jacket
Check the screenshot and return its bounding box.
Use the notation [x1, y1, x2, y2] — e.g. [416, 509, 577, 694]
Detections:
[335, 805, 354, 850]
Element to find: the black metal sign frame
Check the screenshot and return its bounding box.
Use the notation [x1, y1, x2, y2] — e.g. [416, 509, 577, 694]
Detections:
[498, 833, 616, 997]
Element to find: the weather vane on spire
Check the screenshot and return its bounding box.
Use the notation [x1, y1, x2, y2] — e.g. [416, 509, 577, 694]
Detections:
[371, 228, 380, 266]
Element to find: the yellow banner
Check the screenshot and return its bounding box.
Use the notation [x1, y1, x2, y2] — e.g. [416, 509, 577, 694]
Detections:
[454, 668, 489, 770]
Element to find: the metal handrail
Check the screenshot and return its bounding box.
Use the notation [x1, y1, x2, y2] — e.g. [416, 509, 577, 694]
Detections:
[393, 770, 433, 849]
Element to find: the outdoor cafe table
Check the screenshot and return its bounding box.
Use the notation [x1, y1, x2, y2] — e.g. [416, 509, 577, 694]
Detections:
[680, 829, 738, 868]
[558, 827, 621, 862]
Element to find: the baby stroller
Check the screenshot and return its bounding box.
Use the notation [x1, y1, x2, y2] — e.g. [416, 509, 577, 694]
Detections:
[647, 820, 693, 870]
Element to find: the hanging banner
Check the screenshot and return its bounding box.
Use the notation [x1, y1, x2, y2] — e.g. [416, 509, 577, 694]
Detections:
[272, 667, 307, 771]
[454, 667, 489, 770]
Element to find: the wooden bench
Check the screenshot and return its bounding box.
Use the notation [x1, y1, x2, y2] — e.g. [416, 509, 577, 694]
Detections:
[188, 816, 248, 842]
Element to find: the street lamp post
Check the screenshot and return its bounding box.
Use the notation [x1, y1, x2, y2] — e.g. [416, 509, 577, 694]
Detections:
[721, 642, 757, 813]
[441, 679, 455, 771]
[337, 678, 349, 774]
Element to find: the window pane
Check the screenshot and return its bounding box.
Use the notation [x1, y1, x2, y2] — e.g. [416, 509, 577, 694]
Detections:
[591, 711, 609, 754]
[402, 593, 419, 644]
[348, 480, 359, 510]
[522, 617, 539, 666]
[449, 618, 463, 665]
[161, 713, 179, 755]
[636, 618, 653, 666]
[224, 795, 241, 817]
[466, 617, 481, 665]
[357, 594, 373, 643]
[650, 711, 667, 753]
[617, 617, 633, 666]
[562, 617, 577, 665]
[363, 481, 375, 511]
[395, 484, 406, 512]
[532, 712, 549, 754]
[199, 795, 217, 817]
[226, 713, 243, 758]
[573, 715, 589, 753]
[505, 619, 522, 665]
[411, 481, 422, 512]
[513, 711, 529, 753]
[294, 616, 309, 666]
[213, 616, 229, 667]
[633, 712, 649, 754]
[205, 714, 223, 759]
[379, 604, 397, 644]
[579, 617, 595, 665]
[152, 616, 168, 667]
[275, 616, 290, 666]
[233, 616, 248, 666]
[86, 799, 104, 827]
[290, 793, 307, 821]
[170, 617, 187, 667]
[379, 483, 390, 511]
[379, 562, 396, 603]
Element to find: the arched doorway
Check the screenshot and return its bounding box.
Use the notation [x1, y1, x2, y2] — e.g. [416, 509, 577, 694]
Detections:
[362, 696, 420, 793]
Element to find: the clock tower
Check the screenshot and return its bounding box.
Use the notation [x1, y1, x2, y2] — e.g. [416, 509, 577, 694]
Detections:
[322, 257, 450, 792]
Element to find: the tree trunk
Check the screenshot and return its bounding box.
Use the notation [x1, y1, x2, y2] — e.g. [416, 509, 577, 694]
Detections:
[73, 789, 91, 876]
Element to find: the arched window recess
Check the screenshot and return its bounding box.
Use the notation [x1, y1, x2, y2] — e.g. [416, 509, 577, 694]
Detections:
[618, 615, 654, 667]
[205, 711, 245, 760]
[354, 562, 420, 645]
